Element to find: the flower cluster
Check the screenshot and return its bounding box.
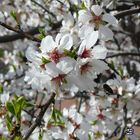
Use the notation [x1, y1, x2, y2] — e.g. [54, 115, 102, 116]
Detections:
[0, 1, 140, 140]
[25, 4, 118, 93]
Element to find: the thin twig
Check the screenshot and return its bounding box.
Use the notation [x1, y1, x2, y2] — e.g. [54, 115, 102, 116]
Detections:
[109, 123, 121, 138]
[0, 21, 40, 42]
[115, 7, 140, 19]
[119, 104, 127, 140]
[0, 22, 61, 43]
[0, 8, 140, 43]
[22, 92, 56, 140]
[103, 60, 122, 77]
[31, 0, 56, 18]
[106, 52, 140, 58]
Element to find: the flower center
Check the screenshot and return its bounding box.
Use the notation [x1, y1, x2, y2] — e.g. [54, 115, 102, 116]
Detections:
[89, 15, 102, 28]
[48, 48, 62, 63]
[80, 48, 91, 58]
[51, 74, 66, 86]
[112, 98, 119, 105]
[80, 62, 92, 75]
[97, 113, 104, 120]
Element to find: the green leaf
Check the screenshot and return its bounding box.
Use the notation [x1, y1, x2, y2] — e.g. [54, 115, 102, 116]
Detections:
[118, 67, 123, 77]
[108, 60, 115, 70]
[0, 84, 3, 93]
[88, 133, 92, 140]
[48, 108, 65, 127]
[38, 28, 46, 39]
[12, 99, 21, 116]
[94, 131, 102, 139]
[0, 48, 4, 58]
[38, 129, 43, 140]
[17, 96, 25, 108]
[10, 10, 17, 20]
[0, 136, 7, 140]
[72, 4, 78, 16]
[90, 120, 98, 125]
[23, 102, 34, 108]
[80, 2, 86, 10]
[5, 113, 12, 131]
[63, 49, 77, 59]
[41, 57, 51, 64]
[13, 136, 21, 140]
[122, 136, 127, 140]
[6, 102, 15, 115]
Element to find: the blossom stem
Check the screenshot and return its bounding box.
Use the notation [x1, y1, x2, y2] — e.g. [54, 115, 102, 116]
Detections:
[31, 0, 56, 18]
[22, 92, 56, 140]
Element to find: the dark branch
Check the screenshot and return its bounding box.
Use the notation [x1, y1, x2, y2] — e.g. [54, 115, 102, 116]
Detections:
[22, 92, 56, 140]
[0, 7, 140, 43]
[106, 52, 140, 58]
[0, 22, 61, 43]
[31, 0, 56, 18]
[119, 104, 127, 140]
[0, 27, 40, 43]
[0, 21, 40, 42]
[115, 7, 140, 19]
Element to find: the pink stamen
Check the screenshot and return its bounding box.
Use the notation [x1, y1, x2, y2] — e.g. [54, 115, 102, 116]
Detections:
[48, 48, 62, 63]
[80, 62, 92, 75]
[51, 74, 66, 86]
[80, 48, 91, 58]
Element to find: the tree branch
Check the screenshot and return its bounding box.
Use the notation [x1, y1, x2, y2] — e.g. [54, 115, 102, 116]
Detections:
[106, 52, 140, 58]
[31, 0, 56, 18]
[0, 7, 140, 43]
[115, 7, 140, 19]
[119, 104, 127, 140]
[0, 22, 61, 43]
[0, 21, 40, 42]
[22, 92, 56, 140]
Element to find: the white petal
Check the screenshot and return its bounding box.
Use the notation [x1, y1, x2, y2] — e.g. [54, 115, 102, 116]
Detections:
[59, 34, 73, 50]
[92, 60, 109, 73]
[91, 5, 103, 16]
[45, 63, 61, 77]
[63, 108, 69, 117]
[86, 31, 98, 48]
[55, 33, 62, 45]
[77, 41, 86, 56]
[57, 57, 76, 74]
[25, 47, 39, 62]
[79, 25, 94, 39]
[102, 14, 118, 25]
[40, 35, 56, 53]
[78, 10, 92, 24]
[99, 26, 113, 41]
[92, 45, 107, 59]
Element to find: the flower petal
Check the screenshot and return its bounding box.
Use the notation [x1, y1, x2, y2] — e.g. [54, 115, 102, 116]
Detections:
[91, 5, 103, 16]
[86, 31, 98, 48]
[92, 60, 109, 73]
[59, 34, 73, 50]
[77, 41, 86, 56]
[99, 25, 113, 41]
[40, 35, 56, 53]
[57, 57, 76, 74]
[102, 14, 118, 25]
[78, 10, 92, 24]
[92, 45, 107, 59]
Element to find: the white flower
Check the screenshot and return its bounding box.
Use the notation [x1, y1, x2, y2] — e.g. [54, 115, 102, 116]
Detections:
[78, 40, 107, 59]
[40, 34, 73, 63]
[78, 5, 118, 41]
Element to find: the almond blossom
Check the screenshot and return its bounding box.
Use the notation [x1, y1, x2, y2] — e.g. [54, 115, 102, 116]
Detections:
[78, 4, 118, 42]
